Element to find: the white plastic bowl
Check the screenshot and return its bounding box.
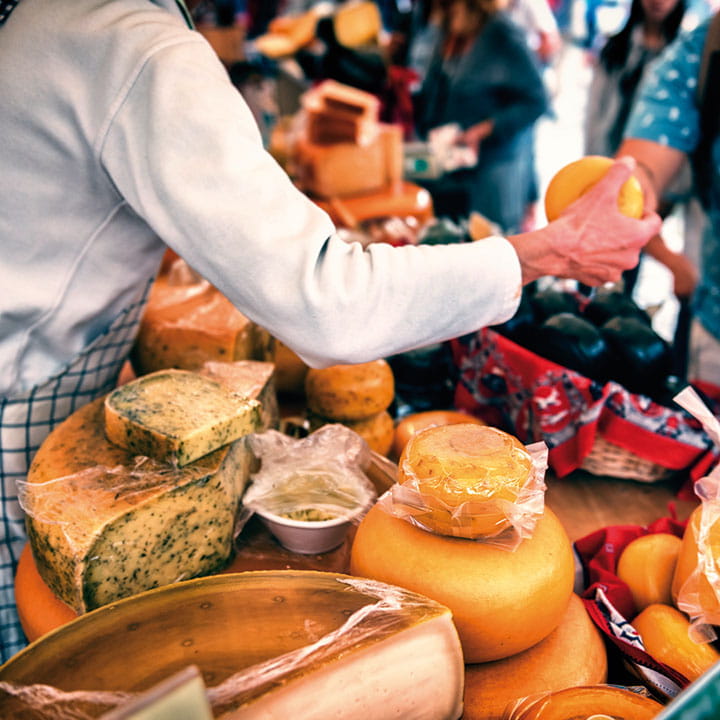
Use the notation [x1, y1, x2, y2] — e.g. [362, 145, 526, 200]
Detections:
[255, 506, 363, 554]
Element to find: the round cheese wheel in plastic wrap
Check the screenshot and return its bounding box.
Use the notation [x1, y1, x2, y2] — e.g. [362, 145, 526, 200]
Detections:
[389, 423, 547, 544]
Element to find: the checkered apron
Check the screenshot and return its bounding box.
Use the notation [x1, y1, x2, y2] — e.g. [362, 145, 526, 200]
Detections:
[0, 284, 151, 661]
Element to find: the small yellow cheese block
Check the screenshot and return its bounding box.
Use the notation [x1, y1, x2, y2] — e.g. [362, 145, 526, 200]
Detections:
[104, 369, 260, 466]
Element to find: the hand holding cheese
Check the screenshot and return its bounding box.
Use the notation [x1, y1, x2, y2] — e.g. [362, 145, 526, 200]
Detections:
[508, 157, 661, 286]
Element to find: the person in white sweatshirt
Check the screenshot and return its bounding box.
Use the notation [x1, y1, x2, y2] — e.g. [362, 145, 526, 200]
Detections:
[0, 0, 660, 659]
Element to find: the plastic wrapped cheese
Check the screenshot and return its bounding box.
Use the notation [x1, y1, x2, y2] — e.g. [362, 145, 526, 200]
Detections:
[131, 260, 273, 376]
[0, 573, 465, 720]
[19, 363, 273, 613]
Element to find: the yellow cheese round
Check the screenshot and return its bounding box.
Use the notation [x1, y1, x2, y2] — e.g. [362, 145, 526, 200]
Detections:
[397, 423, 533, 538]
[350, 504, 575, 663]
[305, 360, 394, 421]
[632, 603, 720, 683]
[513, 685, 663, 720]
[616, 532, 682, 613]
[463, 593, 607, 720]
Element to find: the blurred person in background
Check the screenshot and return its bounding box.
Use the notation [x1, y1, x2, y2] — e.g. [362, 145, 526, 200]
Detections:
[413, 0, 549, 231]
[585, 0, 698, 300]
[618, 12, 720, 391]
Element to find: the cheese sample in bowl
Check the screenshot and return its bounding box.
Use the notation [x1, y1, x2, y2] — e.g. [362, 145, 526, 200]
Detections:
[104, 369, 260, 466]
[23, 393, 259, 613]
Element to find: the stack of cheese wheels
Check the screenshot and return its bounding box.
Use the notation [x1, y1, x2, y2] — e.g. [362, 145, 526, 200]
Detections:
[463, 594, 608, 720]
[350, 423, 576, 667]
[305, 359, 395, 456]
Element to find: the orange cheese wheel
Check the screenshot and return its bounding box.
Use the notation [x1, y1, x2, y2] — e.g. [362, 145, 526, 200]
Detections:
[391, 409, 485, 460]
[463, 594, 607, 720]
[632, 603, 720, 683]
[15, 543, 76, 643]
[512, 685, 663, 720]
[617, 532, 682, 613]
[396, 423, 533, 538]
[671, 504, 720, 625]
[309, 410, 395, 457]
[350, 504, 575, 663]
[305, 360, 394, 421]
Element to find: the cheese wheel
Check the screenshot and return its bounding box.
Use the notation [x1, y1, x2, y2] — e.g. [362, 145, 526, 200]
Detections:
[616, 532, 682, 613]
[305, 360, 394, 421]
[309, 411, 395, 457]
[463, 594, 607, 720]
[350, 504, 575, 663]
[273, 340, 309, 395]
[632, 603, 720, 683]
[397, 423, 533, 538]
[672, 504, 720, 625]
[512, 685, 663, 720]
[391, 409, 485, 460]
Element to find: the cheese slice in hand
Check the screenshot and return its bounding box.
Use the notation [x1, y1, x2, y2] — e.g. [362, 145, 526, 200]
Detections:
[104, 369, 260, 466]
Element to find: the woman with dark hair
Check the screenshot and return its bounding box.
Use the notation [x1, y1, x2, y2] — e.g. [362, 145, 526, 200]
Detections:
[585, 0, 687, 158]
[414, 0, 549, 231]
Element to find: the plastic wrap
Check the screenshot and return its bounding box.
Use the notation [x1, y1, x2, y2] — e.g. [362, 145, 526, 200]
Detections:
[242, 425, 375, 521]
[132, 258, 274, 376]
[672, 387, 720, 635]
[0, 577, 459, 720]
[376, 428, 548, 550]
[17, 458, 202, 554]
[501, 684, 662, 720]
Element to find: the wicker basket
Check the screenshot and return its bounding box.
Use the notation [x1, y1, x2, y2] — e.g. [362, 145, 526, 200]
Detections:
[580, 436, 674, 483]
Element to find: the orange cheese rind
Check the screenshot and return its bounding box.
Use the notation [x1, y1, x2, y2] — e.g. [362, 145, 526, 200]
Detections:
[379, 424, 548, 545]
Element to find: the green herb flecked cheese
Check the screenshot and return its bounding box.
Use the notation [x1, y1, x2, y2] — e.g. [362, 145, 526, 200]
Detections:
[25, 395, 258, 613]
[104, 369, 260, 466]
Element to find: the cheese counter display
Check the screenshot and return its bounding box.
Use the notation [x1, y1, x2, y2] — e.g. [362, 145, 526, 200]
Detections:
[4, 360, 720, 720]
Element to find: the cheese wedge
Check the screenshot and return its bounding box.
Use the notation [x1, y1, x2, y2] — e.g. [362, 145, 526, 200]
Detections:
[24, 394, 258, 613]
[104, 369, 260, 466]
[131, 272, 273, 377]
[0, 572, 465, 720]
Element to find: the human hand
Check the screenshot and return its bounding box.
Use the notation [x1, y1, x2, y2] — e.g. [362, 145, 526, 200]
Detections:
[459, 120, 493, 155]
[508, 158, 662, 285]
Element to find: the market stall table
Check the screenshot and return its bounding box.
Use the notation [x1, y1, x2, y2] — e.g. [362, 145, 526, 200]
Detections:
[13, 464, 697, 645]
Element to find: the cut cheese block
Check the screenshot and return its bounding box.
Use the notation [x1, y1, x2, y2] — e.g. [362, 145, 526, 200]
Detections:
[104, 369, 260, 466]
[305, 359, 395, 421]
[333, 1, 382, 48]
[24, 394, 258, 613]
[199, 360, 278, 433]
[131, 270, 273, 377]
[0, 572, 465, 720]
[463, 594, 607, 720]
[350, 504, 575, 663]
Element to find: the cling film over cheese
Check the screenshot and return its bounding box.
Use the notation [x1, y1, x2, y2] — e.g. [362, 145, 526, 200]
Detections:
[21, 390, 259, 613]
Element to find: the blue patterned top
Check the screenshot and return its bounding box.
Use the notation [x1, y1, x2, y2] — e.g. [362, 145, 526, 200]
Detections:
[625, 17, 720, 343]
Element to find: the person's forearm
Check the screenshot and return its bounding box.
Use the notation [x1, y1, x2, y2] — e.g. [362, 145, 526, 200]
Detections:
[616, 138, 687, 212]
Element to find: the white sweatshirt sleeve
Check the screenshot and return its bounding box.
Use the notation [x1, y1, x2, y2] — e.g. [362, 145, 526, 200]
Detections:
[100, 35, 522, 367]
